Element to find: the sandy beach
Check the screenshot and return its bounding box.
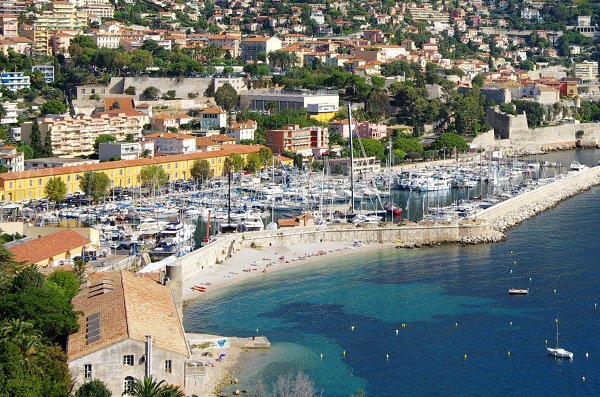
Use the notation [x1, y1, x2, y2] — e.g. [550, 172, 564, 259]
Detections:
[182, 239, 395, 302]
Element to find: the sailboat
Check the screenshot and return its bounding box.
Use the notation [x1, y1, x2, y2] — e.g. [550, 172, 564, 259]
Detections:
[547, 316, 573, 359]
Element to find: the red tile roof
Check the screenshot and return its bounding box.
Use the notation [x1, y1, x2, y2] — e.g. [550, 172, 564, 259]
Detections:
[8, 229, 90, 266]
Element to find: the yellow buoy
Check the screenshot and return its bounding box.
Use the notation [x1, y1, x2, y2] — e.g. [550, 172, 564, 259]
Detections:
[342, 350, 346, 358]
[508, 351, 511, 357]
[464, 354, 468, 360]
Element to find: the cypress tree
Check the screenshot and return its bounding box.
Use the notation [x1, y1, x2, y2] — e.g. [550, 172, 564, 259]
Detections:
[43, 128, 53, 157]
[30, 118, 43, 158]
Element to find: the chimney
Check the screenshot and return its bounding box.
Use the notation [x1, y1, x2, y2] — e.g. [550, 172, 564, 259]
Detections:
[145, 335, 153, 377]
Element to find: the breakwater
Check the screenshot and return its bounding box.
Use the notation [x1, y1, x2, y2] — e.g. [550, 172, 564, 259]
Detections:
[170, 221, 502, 279]
[477, 165, 600, 230]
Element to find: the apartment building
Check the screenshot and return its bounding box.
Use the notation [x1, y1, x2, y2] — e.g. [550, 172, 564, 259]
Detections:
[0, 71, 30, 91]
[32, 64, 55, 83]
[80, 3, 115, 18]
[33, 2, 87, 54]
[150, 113, 193, 131]
[241, 36, 282, 61]
[94, 22, 122, 48]
[0, 145, 24, 172]
[0, 145, 261, 201]
[21, 110, 149, 158]
[0, 102, 18, 124]
[266, 124, 328, 156]
[0, 14, 18, 38]
[206, 34, 240, 58]
[573, 61, 597, 81]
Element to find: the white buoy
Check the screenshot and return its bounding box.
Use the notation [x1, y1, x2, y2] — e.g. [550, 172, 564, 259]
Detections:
[386, 353, 389, 361]
[256, 329, 259, 334]
[455, 322, 458, 327]
[320, 353, 323, 360]
[554, 289, 557, 294]
[351, 325, 355, 331]
[586, 352, 589, 358]
[529, 277, 532, 282]
[395, 329, 399, 335]
[595, 303, 597, 310]
[510, 269, 513, 274]
[510, 250, 513, 254]
[509, 321, 513, 326]
[582, 376, 586, 382]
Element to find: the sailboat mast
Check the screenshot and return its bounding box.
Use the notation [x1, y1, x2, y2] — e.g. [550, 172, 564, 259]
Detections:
[556, 316, 559, 348]
[348, 102, 355, 214]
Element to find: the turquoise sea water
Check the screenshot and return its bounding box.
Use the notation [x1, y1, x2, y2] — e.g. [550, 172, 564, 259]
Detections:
[184, 150, 600, 396]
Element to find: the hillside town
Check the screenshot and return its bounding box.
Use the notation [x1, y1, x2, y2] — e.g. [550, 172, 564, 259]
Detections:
[2, 0, 600, 396]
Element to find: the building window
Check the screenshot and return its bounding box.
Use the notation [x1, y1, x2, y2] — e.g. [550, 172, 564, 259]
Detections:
[84, 364, 92, 380]
[123, 355, 134, 366]
[29, 180, 32, 186]
[38, 178, 42, 185]
[124, 376, 134, 393]
[165, 360, 172, 373]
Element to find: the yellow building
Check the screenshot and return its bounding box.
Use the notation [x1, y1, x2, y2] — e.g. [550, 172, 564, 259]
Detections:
[33, 2, 87, 55]
[0, 145, 262, 202]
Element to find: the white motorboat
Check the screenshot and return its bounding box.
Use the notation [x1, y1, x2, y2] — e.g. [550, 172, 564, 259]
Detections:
[547, 316, 573, 359]
[569, 161, 588, 172]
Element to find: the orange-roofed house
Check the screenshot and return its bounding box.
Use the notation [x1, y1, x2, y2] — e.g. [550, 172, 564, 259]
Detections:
[104, 97, 135, 111]
[145, 132, 197, 155]
[226, 120, 257, 142]
[241, 36, 282, 60]
[0, 144, 24, 172]
[200, 106, 227, 130]
[7, 229, 91, 270]
[150, 113, 193, 131]
[67, 271, 191, 397]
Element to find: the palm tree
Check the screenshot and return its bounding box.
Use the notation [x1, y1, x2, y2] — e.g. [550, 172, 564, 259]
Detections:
[0, 319, 46, 374]
[125, 376, 184, 397]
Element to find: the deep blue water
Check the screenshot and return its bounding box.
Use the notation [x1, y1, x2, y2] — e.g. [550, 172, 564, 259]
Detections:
[184, 150, 600, 396]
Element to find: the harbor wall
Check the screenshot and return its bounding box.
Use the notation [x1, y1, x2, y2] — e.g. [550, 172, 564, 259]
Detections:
[477, 166, 600, 230]
[172, 222, 502, 279]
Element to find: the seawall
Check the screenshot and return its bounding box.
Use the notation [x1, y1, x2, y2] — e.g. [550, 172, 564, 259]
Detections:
[477, 166, 600, 230]
[170, 222, 503, 280]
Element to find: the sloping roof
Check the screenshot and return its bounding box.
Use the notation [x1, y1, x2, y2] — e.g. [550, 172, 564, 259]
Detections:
[207, 134, 235, 142]
[103, 97, 135, 110]
[200, 106, 225, 115]
[146, 132, 196, 140]
[196, 137, 220, 147]
[8, 229, 90, 266]
[67, 271, 189, 361]
[0, 146, 262, 181]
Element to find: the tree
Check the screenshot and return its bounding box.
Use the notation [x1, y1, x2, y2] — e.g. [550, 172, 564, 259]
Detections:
[245, 153, 261, 173]
[73, 257, 86, 283]
[94, 134, 117, 153]
[365, 89, 389, 121]
[190, 159, 211, 181]
[17, 144, 34, 160]
[0, 104, 6, 120]
[44, 177, 67, 203]
[75, 379, 112, 397]
[513, 100, 546, 127]
[126, 376, 184, 397]
[138, 165, 168, 195]
[109, 100, 120, 110]
[125, 133, 136, 143]
[142, 86, 160, 100]
[46, 270, 79, 300]
[163, 90, 176, 100]
[431, 132, 468, 152]
[30, 72, 46, 90]
[30, 118, 43, 158]
[42, 128, 53, 157]
[226, 154, 244, 172]
[355, 138, 385, 159]
[79, 171, 111, 201]
[140, 149, 152, 158]
[39, 100, 67, 116]
[265, 101, 277, 115]
[124, 86, 136, 95]
[258, 147, 273, 166]
[214, 83, 237, 112]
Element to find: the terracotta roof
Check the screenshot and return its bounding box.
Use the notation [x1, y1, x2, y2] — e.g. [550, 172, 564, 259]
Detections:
[196, 137, 219, 147]
[207, 134, 235, 142]
[67, 271, 189, 361]
[103, 97, 135, 110]
[200, 106, 225, 115]
[94, 108, 146, 118]
[8, 230, 90, 266]
[146, 132, 196, 140]
[152, 113, 190, 120]
[243, 36, 274, 42]
[0, 146, 262, 181]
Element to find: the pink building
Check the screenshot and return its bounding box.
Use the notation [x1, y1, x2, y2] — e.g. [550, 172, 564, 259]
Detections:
[330, 119, 387, 140]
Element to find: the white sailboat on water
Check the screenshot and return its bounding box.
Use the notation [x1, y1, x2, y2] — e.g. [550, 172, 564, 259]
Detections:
[547, 315, 573, 359]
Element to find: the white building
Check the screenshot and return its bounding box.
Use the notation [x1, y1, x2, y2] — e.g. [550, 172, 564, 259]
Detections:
[67, 271, 190, 397]
[99, 141, 155, 161]
[94, 22, 122, 49]
[0, 145, 24, 172]
[226, 120, 257, 142]
[199, 106, 227, 130]
[239, 88, 339, 120]
[573, 61, 597, 81]
[32, 64, 55, 83]
[213, 77, 246, 92]
[24, 157, 100, 170]
[145, 132, 197, 155]
[310, 10, 325, 25]
[0, 102, 18, 124]
[0, 71, 30, 92]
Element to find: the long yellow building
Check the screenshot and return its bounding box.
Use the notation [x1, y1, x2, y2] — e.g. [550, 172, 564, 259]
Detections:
[0, 145, 262, 202]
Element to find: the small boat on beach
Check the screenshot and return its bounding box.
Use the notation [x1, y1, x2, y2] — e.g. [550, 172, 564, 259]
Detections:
[191, 286, 207, 292]
[547, 316, 573, 359]
[508, 288, 529, 295]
